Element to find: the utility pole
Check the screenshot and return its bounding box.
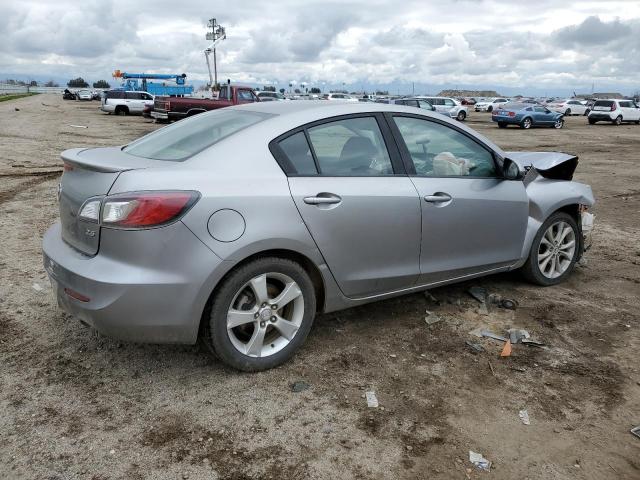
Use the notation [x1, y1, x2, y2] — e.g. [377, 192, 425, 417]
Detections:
[205, 18, 226, 91]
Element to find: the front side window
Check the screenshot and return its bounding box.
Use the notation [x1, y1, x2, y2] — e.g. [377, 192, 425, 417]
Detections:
[238, 90, 256, 102]
[443, 99, 455, 106]
[306, 117, 393, 176]
[418, 100, 434, 110]
[393, 116, 496, 177]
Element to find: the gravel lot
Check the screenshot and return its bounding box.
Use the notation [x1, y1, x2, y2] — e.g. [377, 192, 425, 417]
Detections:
[1, 94, 639, 479]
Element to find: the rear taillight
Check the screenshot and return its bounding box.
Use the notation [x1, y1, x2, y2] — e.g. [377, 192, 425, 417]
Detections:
[508, 112, 515, 117]
[101, 191, 199, 228]
[63, 162, 74, 172]
[611, 105, 616, 111]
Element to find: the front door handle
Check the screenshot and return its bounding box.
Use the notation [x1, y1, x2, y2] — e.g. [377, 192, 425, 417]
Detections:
[424, 193, 452, 203]
[304, 194, 342, 205]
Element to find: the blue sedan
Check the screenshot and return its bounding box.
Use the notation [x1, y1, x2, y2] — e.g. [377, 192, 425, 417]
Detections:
[492, 103, 564, 129]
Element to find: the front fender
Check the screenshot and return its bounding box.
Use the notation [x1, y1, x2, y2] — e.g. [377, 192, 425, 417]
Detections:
[513, 178, 595, 267]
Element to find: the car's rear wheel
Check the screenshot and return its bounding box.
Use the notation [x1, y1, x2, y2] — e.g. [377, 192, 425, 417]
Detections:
[498, 122, 507, 128]
[553, 118, 564, 129]
[613, 115, 622, 125]
[520, 117, 532, 129]
[521, 212, 580, 286]
[456, 110, 466, 121]
[115, 106, 128, 116]
[487, 106, 493, 113]
[202, 257, 316, 372]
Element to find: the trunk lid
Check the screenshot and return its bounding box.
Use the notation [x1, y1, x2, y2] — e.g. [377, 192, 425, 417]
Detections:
[59, 147, 157, 255]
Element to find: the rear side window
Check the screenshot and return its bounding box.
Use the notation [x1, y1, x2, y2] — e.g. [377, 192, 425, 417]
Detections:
[619, 101, 632, 108]
[106, 90, 124, 99]
[278, 132, 317, 174]
[124, 110, 272, 161]
[306, 117, 393, 176]
[126, 92, 144, 100]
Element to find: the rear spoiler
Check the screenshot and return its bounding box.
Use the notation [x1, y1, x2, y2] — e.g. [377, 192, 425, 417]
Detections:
[61, 147, 159, 173]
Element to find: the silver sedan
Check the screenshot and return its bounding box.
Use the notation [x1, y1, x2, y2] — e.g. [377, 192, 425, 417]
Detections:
[42, 102, 595, 371]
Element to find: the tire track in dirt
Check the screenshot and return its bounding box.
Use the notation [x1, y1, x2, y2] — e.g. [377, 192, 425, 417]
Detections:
[0, 171, 60, 206]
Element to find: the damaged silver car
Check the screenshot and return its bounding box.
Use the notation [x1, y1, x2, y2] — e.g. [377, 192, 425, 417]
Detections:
[42, 102, 595, 371]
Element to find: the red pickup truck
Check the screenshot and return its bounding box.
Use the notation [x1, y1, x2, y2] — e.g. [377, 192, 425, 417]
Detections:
[151, 85, 259, 122]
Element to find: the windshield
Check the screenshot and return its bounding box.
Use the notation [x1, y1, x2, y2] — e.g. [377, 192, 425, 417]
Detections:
[124, 110, 273, 161]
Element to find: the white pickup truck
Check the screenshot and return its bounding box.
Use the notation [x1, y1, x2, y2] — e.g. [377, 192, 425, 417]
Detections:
[100, 90, 154, 116]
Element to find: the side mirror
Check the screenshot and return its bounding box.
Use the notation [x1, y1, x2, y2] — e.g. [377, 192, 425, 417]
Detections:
[503, 158, 523, 180]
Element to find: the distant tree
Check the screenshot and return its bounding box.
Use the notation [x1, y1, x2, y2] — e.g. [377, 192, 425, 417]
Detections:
[67, 77, 89, 88]
[44, 80, 59, 87]
[279, 88, 285, 94]
[93, 80, 110, 89]
[310, 87, 321, 94]
[262, 85, 276, 92]
[29, 80, 37, 87]
[375, 90, 389, 96]
[294, 88, 301, 94]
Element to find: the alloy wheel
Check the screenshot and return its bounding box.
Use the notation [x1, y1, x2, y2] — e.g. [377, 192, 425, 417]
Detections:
[537, 221, 576, 279]
[226, 272, 304, 358]
[554, 119, 563, 129]
[523, 118, 532, 129]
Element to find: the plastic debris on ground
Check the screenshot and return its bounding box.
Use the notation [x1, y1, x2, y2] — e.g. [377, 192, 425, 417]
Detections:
[500, 339, 512, 357]
[465, 341, 485, 353]
[424, 310, 443, 326]
[290, 381, 310, 393]
[468, 287, 487, 303]
[631, 426, 640, 439]
[469, 450, 491, 471]
[365, 391, 379, 408]
[519, 409, 531, 425]
[68, 124, 88, 128]
[32, 283, 43, 292]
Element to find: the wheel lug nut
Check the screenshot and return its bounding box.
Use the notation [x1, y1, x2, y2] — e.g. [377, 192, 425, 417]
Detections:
[271, 304, 277, 310]
[260, 321, 266, 328]
[254, 313, 259, 319]
[261, 303, 267, 308]
[270, 316, 276, 322]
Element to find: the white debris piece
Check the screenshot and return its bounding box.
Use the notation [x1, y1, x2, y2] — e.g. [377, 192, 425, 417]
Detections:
[469, 450, 491, 471]
[519, 409, 531, 425]
[365, 391, 379, 408]
[32, 283, 43, 292]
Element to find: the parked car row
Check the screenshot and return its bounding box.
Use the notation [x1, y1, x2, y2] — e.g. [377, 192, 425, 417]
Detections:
[62, 89, 102, 101]
[491, 98, 640, 129]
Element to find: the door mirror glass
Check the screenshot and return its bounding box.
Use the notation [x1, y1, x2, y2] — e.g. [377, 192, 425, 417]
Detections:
[502, 158, 523, 180]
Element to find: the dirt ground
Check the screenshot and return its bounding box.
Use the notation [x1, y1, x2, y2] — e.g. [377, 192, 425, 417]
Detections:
[0, 94, 639, 480]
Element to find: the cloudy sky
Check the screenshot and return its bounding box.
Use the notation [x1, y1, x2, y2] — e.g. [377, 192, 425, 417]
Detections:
[1, 0, 640, 94]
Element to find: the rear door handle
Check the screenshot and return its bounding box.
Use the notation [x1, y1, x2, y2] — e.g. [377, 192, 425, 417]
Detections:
[424, 193, 452, 203]
[303, 194, 342, 205]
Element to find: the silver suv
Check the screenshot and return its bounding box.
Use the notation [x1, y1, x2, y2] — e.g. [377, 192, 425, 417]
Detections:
[100, 90, 154, 116]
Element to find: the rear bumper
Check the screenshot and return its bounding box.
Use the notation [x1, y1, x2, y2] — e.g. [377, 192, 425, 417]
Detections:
[588, 113, 614, 121]
[100, 104, 115, 113]
[42, 221, 226, 344]
[491, 116, 520, 125]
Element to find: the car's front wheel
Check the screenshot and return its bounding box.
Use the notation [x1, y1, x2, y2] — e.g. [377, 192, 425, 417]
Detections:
[202, 257, 316, 371]
[588, 118, 597, 125]
[553, 118, 564, 129]
[565, 108, 571, 116]
[456, 111, 466, 121]
[521, 212, 580, 286]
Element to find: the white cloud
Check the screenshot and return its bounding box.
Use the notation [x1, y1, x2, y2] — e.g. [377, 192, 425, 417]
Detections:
[1, 0, 639, 94]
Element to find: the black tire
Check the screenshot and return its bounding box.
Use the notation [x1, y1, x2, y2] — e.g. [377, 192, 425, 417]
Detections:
[564, 108, 571, 116]
[553, 118, 564, 129]
[456, 110, 466, 121]
[520, 117, 532, 129]
[498, 122, 507, 128]
[487, 106, 493, 113]
[584, 109, 590, 116]
[588, 118, 596, 125]
[521, 212, 581, 286]
[613, 115, 622, 125]
[115, 106, 128, 116]
[201, 257, 316, 372]
[635, 120, 640, 125]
